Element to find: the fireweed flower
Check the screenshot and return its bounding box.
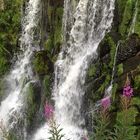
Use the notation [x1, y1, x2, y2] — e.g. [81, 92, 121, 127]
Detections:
[81, 136, 88, 140]
[101, 96, 111, 110]
[123, 85, 133, 98]
[83, 136, 88, 140]
[44, 102, 54, 120]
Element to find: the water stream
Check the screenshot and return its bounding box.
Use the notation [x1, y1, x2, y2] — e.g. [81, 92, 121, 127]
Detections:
[33, 0, 115, 139]
[106, 0, 138, 97]
[0, 0, 40, 138]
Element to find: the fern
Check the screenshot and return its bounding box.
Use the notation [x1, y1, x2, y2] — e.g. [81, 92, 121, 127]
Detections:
[48, 120, 65, 140]
[112, 96, 138, 140]
[90, 110, 114, 140]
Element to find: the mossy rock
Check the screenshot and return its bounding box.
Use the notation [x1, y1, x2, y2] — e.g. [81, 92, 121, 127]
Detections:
[134, 74, 140, 90]
[88, 65, 96, 77]
[119, 0, 136, 37]
[25, 82, 41, 128]
[33, 51, 53, 75]
[134, 0, 140, 36]
[117, 63, 123, 76]
[0, 44, 11, 76]
[0, 0, 22, 76]
[54, 7, 63, 46]
[44, 5, 63, 58]
[117, 34, 140, 64]
[43, 75, 52, 99]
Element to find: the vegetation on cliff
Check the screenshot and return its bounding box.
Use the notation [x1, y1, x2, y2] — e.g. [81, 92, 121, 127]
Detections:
[0, 0, 140, 139]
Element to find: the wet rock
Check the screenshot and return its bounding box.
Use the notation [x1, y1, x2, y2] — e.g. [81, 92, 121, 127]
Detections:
[117, 34, 140, 63]
[33, 50, 54, 76]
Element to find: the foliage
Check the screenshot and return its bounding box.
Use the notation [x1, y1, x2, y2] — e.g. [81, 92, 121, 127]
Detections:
[90, 118, 112, 140]
[90, 76, 139, 140]
[88, 64, 96, 77]
[134, 75, 140, 90]
[26, 83, 40, 126]
[45, 4, 63, 61]
[112, 83, 118, 101]
[43, 75, 51, 99]
[48, 121, 64, 140]
[134, 0, 140, 36]
[112, 97, 137, 140]
[108, 36, 116, 69]
[44, 103, 64, 140]
[117, 64, 123, 76]
[0, 0, 22, 75]
[119, 0, 135, 36]
[90, 109, 113, 140]
[33, 52, 49, 75]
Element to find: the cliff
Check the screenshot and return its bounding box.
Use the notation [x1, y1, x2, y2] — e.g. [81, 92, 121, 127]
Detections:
[0, 0, 140, 139]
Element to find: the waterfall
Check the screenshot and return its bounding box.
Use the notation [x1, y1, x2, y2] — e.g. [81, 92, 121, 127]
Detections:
[105, 40, 121, 96]
[0, 0, 40, 138]
[62, 0, 77, 45]
[33, 0, 115, 139]
[128, 0, 138, 36]
[106, 0, 139, 97]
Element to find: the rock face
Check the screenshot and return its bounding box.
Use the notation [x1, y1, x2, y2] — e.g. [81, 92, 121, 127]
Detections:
[1, 0, 140, 139]
[29, 0, 140, 136]
[84, 0, 140, 132]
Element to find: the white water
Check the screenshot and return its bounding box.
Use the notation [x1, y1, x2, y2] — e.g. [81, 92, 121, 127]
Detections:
[105, 40, 122, 97]
[128, 0, 138, 36]
[63, 0, 77, 45]
[106, 0, 139, 97]
[33, 0, 115, 139]
[0, 0, 40, 137]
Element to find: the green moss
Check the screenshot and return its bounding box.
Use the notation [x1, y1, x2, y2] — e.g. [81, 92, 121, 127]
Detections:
[0, 79, 6, 101]
[45, 36, 54, 52]
[117, 63, 123, 76]
[117, 0, 128, 16]
[47, 6, 53, 26]
[107, 36, 116, 69]
[131, 97, 140, 106]
[88, 65, 96, 77]
[115, 107, 138, 139]
[26, 83, 38, 126]
[0, 54, 9, 74]
[134, 0, 140, 36]
[54, 8, 63, 46]
[134, 75, 140, 90]
[7, 132, 17, 140]
[43, 75, 51, 99]
[92, 35, 116, 96]
[112, 83, 118, 101]
[45, 6, 63, 56]
[119, 0, 136, 36]
[98, 74, 111, 94]
[0, 0, 22, 75]
[33, 52, 49, 75]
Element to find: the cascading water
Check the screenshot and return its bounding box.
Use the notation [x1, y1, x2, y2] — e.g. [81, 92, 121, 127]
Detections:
[105, 40, 121, 97]
[106, 0, 139, 97]
[33, 0, 115, 139]
[63, 0, 78, 45]
[0, 0, 40, 138]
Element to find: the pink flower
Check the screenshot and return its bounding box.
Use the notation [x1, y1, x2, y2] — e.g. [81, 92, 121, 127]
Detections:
[81, 136, 88, 140]
[123, 85, 133, 98]
[44, 102, 54, 120]
[101, 96, 111, 110]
